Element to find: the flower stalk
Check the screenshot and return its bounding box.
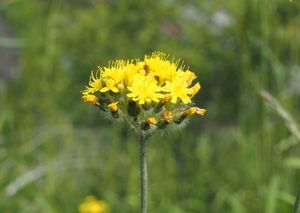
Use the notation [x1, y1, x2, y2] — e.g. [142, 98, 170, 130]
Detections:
[140, 133, 148, 213]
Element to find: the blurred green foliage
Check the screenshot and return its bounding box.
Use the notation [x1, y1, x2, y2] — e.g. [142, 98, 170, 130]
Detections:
[0, 0, 300, 212]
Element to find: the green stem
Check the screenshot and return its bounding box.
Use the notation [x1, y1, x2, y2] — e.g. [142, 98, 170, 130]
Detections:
[140, 134, 148, 213]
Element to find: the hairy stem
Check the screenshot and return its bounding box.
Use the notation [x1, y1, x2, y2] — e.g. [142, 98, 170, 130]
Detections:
[140, 134, 148, 213]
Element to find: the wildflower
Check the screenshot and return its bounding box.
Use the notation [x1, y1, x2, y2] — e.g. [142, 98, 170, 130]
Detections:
[163, 79, 200, 104]
[82, 94, 99, 106]
[147, 117, 157, 125]
[108, 102, 118, 112]
[144, 52, 178, 84]
[123, 61, 144, 86]
[83, 71, 102, 94]
[127, 74, 164, 105]
[99, 62, 126, 93]
[81, 52, 207, 213]
[82, 51, 206, 133]
[79, 196, 108, 213]
[100, 78, 119, 93]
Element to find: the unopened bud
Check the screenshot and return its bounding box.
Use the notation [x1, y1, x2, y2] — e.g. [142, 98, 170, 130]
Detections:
[141, 117, 157, 131]
[82, 94, 100, 106]
[147, 117, 157, 125]
[161, 111, 173, 123]
[143, 98, 152, 110]
[108, 102, 118, 112]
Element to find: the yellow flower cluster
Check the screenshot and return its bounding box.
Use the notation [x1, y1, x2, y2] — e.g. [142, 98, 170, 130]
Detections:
[78, 196, 108, 213]
[82, 52, 206, 134]
[83, 52, 200, 104]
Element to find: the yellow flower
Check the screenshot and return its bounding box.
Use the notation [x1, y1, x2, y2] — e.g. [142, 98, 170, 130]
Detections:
[144, 52, 178, 84]
[82, 94, 99, 106]
[177, 70, 197, 85]
[147, 117, 157, 125]
[101, 67, 124, 83]
[127, 74, 164, 105]
[99, 62, 126, 93]
[100, 78, 119, 93]
[123, 62, 145, 86]
[163, 78, 201, 104]
[82, 51, 206, 130]
[83, 71, 102, 95]
[79, 196, 108, 213]
[108, 102, 118, 112]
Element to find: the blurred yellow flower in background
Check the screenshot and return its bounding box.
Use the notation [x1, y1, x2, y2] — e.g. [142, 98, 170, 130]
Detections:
[79, 196, 108, 213]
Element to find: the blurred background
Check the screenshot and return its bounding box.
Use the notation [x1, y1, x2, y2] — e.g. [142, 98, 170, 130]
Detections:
[0, 0, 300, 212]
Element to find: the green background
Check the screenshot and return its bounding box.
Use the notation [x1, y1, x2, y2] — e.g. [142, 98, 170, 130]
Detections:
[0, 0, 300, 212]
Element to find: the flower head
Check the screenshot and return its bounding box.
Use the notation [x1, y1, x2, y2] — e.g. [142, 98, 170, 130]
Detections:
[83, 71, 102, 95]
[99, 65, 124, 93]
[144, 52, 178, 84]
[82, 51, 206, 135]
[127, 74, 164, 105]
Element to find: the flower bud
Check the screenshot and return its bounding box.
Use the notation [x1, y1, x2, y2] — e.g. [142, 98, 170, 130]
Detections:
[117, 83, 125, 92]
[161, 111, 173, 123]
[141, 117, 157, 131]
[143, 98, 152, 110]
[108, 102, 119, 118]
[108, 102, 118, 112]
[82, 94, 100, 106]
[147, 117, 157, 125]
